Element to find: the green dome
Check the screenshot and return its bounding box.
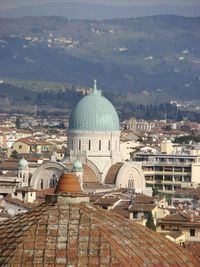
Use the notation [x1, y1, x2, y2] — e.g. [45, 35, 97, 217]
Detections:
[73, 160, 83, 171]
[69, 81, 119, 131]
[19, 158, 28, 168]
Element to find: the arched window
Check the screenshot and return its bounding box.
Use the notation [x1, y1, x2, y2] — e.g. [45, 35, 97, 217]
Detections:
[108, 140, 111, 151]
[89, 140, 91, 151]
[41, 179, 44, 189]
[128, 179, 134, 189]
[71, 139, 73, 150]
[99, 140, 101, 151]
[49, 173, 58, 188]
[79, 140, 81, 150]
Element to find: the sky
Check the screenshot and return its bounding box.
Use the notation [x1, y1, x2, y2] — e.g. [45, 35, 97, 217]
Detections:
[1, 0, 200, 11]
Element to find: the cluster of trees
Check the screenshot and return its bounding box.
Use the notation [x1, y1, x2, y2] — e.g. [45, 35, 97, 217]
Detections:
[36, 90, 83, 111]
[115, 102, 181, 121]
[174, 134, 200, 144]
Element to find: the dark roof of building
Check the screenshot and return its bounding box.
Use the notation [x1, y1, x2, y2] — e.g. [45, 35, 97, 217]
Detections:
[94, 196, 120, 206]
[134, 193, 155, 204]
[104, 162, 123, 184]
[160, 212, 192, 222]
[166, 231, 184, 240]
[111, 206, 129, 219]
[159, 212, 200, 228]
[16, 186, 36, 192]
[0, 160, 18, 170]
[0, 197, 199, 266]
[129, 203, 156, 212]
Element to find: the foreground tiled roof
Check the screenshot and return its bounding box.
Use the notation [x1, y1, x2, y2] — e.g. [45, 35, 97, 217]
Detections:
[186, 242, 200, 262]
[0, 197, 199, 266]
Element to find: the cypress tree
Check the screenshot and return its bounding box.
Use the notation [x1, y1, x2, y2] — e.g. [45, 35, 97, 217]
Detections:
[146, 211, 156, 231]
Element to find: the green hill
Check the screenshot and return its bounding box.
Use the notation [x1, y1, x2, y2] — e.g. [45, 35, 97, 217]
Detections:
[0, 15, 200, 100]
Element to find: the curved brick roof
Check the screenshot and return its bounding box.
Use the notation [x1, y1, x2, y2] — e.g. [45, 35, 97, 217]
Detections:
[64, 163, 99, 183]
[104, 162, 123, 184]
[0, 198, 199, 266]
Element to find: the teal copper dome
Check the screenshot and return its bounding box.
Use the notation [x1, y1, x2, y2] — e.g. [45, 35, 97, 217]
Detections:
[19, 157, 28, 169]
[69, 81, 119, 131]
[73, 160, 83, 171]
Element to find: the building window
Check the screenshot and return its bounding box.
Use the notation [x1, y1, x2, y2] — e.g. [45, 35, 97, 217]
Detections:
[41, 179, 44, 190]
[190, 229, 195, 237]
[108, 140, 110, 151]
[79, 140, 81, 150]
[89, 140, 91, 151]
[99, 140, 101, 151]
[133, 212, 137, 219]
[128, 178, 134, 189]
[71, 139, 73, 150]
[19, 145, 22, 149]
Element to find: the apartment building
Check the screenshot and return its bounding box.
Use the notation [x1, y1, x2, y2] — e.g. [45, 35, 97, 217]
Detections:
[133, 152, 200, 193]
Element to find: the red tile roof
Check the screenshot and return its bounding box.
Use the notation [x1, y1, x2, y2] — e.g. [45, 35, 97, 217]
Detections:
[0, 160, 18, 170]
[186, 242, 200, 262]
[16, 137, 51, 145]
[0, 196, 199, 266]
[129, 203, 156, 212]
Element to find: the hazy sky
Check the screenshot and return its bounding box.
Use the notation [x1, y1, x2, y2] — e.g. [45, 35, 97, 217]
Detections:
[1, 0, 200, 11]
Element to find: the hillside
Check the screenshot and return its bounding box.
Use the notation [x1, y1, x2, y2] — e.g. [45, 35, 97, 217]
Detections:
[1, 3, 200, 19]
[0, 15, 200, 99]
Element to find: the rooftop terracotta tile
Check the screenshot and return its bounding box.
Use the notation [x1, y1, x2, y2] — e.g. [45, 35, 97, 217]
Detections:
[0, 195, 199, 266]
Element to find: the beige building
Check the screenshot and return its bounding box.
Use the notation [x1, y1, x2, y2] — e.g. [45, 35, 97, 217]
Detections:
[133, 152, 200, 193]
[123, 117, 155, 132]
[10, 138, 53, 155]
[157, 212, 200, 245]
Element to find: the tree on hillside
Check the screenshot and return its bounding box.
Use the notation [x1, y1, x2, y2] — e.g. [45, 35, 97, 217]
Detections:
[16, 117, 21, 129]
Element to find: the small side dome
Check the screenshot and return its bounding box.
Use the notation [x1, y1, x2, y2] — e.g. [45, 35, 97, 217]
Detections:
[19, 157, 28, 169]
[55, 173, 82, 194]
[73, 160, 83, 171]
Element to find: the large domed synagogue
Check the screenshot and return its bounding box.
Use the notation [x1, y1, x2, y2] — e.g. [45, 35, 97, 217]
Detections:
[29, 81, 150, 195]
